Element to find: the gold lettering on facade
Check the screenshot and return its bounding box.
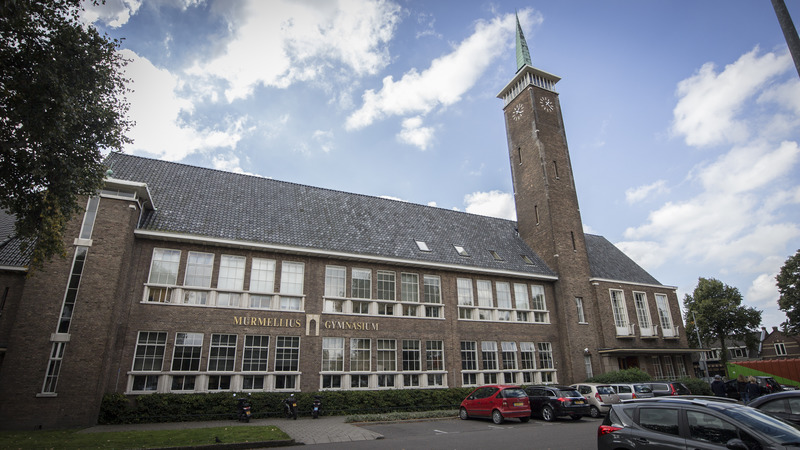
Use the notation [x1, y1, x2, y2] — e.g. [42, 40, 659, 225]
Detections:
[233, 316, 303, 328]
[322, 320, 378, 331]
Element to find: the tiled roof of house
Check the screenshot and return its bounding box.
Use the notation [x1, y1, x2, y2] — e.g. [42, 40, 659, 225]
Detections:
[0, 210, 32, 268]
[105, 153, 557, 278]
[585, 234, 662, 285]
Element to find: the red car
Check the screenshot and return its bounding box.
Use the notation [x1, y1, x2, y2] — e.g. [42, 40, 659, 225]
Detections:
[459, 384, 531, 424]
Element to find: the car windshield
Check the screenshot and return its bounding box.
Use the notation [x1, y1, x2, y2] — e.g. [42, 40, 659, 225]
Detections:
[502, 388, 527, 399]
[720, 406, 800, 444]
[558, 390, 582, 397]
[635, 385, 653, 393]
[597, 386, 615, 395]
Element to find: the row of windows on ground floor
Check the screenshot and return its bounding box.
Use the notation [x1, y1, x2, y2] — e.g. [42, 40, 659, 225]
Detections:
[122, 331, 557, 394]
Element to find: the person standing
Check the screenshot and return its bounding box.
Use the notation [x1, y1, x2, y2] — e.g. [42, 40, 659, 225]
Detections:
[746, 376, 761, 403]
[737, 374, 749, 402]
[711, 375, 726, 397]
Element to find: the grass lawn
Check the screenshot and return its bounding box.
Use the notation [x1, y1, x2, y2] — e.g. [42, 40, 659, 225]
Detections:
[0, 425, 290, 449]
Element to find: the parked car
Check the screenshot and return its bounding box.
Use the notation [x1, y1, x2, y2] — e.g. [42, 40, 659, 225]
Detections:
[610, 383, 655, 400]
[598, 397, 800, 449]
[571, 383, 621, 418]
[724, 376, 782, 400]
[524, 385, 590, 421]
[748, 390, 800, 425]
[459, 384, 531, 424]
[646, 381, 691, 397]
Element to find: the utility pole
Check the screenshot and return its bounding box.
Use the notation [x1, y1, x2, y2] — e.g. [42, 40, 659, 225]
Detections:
[771, 0, 800, 78]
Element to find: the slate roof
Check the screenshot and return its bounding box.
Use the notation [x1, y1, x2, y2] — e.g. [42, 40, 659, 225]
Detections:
[585, 234, 662, 286]
[0, 210, 32, 268]
[105, 153, 557, 278]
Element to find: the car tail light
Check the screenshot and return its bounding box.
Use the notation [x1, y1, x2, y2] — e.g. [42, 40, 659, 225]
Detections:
[557, 397, 566, 403]
[595, 392, 602, 402]
[598, 425, 622, 437]
[670, 385, 678, 396]
[631, 393, 637, 399]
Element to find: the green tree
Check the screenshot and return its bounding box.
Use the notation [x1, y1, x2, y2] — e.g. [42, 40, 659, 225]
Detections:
[778, 250, 800, 334]
[683, 277, 761, 371]
[0, 0, 132, 269]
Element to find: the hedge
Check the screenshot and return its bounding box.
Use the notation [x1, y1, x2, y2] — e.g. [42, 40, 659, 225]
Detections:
[99, 388, 473, 424]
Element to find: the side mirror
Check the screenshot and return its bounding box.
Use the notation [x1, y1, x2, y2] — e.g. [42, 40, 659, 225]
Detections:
[725, 439, 749, 450]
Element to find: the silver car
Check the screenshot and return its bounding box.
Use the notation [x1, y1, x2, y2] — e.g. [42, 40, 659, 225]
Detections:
[571, 383, 621, 418]
[611, 383, 655, 400]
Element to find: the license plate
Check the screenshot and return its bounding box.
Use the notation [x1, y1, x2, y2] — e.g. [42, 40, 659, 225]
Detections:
[513, 402, 523, 407]
[575, 400, 584, 404]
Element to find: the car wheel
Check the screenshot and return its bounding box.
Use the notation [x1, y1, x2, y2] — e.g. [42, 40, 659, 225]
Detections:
[459, 407, 469, 420]
[589, 406, 600, 418]
[541, 405, 555, 422]
[519, 416, 530, 423]
[570, 415, 582, 421]
[492, 409, 504, 424]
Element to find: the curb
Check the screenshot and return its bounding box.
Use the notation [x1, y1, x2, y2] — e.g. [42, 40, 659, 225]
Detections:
[150, 438, 298, 449]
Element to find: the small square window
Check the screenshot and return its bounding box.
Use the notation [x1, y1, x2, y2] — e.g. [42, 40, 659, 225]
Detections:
[454, 245, 469, 257]
[415, 240, 430, 252]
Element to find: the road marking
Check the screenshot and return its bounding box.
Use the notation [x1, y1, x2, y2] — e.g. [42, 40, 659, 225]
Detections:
[433, 429, 448, 434]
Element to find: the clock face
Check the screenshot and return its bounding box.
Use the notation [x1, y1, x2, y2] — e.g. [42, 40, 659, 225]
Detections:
[512, 104, 524, 121]
[539, 96, 555, 112]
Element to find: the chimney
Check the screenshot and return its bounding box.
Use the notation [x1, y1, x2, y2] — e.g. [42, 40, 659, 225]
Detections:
[773, 326, 779, 333]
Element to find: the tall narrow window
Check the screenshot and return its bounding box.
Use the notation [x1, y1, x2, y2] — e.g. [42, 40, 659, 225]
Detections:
[655, 294, 675, 337]
[520, 342, 536, 370]
[149, 249, 181, 285]
[610, 289, 630, 334]
[570, 231, 576, 251]
[651, 356, 663, 378]
[41, 342, 66, 393]
[457, 278, 474, 306]
[423, 276, 441, 303]
[58, 246, 88, 333]
[275, 336, 300, 371]
[79, 196, 100, 240]
[553, 160, 560, 179]
[584, 355, 593, 378]
[775, 342, 788, 356]
[633, 292, 653, 335]
[575, 297, 587, 323]
[534, 205, 540, 225]
[279, 262, 304, 311]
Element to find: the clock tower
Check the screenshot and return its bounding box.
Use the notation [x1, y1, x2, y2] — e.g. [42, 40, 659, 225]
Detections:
[498, 14, 597, 382]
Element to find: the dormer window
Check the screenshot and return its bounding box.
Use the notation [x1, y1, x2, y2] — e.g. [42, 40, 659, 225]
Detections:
[415, 240, 431, 252]
[454, 245, 469, 257]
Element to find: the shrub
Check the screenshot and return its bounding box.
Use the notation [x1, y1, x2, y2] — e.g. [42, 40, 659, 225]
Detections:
[679, 377, 712, 396]
[99, 388, 474, 424]
[585, 368, 652, 384]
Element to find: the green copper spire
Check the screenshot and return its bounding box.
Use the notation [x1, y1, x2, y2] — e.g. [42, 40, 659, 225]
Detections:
[515, 12, 532, 72]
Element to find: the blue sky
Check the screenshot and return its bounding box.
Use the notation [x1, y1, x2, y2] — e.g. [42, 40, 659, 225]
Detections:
[84, 1, 800, 330]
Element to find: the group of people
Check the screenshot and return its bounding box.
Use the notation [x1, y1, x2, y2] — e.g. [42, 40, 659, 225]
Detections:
[710, 374, 762, 402]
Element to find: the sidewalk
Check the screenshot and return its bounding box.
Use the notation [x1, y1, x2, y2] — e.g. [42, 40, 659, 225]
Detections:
[81, 415, 384, 446]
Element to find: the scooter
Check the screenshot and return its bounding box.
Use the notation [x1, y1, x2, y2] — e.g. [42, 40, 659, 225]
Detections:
[311, 395, 322, 419]
[283, 393, 298, 420]
[234, 393, 251, 423]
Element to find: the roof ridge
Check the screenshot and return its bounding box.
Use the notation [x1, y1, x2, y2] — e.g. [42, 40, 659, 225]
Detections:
[106, 152, 519, 225]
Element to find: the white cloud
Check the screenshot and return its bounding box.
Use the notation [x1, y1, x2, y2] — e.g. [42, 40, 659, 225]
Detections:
[312, 130, 335, 153]
[396, 116, 435, 150]
[121, 50, 244, 160]
[463, 191, 516, 220]
[625, 180, 669, 204]
[671, 48, 790, 147]
[81, 0, 141, 27]
[211, 153, 260, 176]
[695, 141, 799, 194]
[187, 0, 401, 102]
[346, 10, 531, 130]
